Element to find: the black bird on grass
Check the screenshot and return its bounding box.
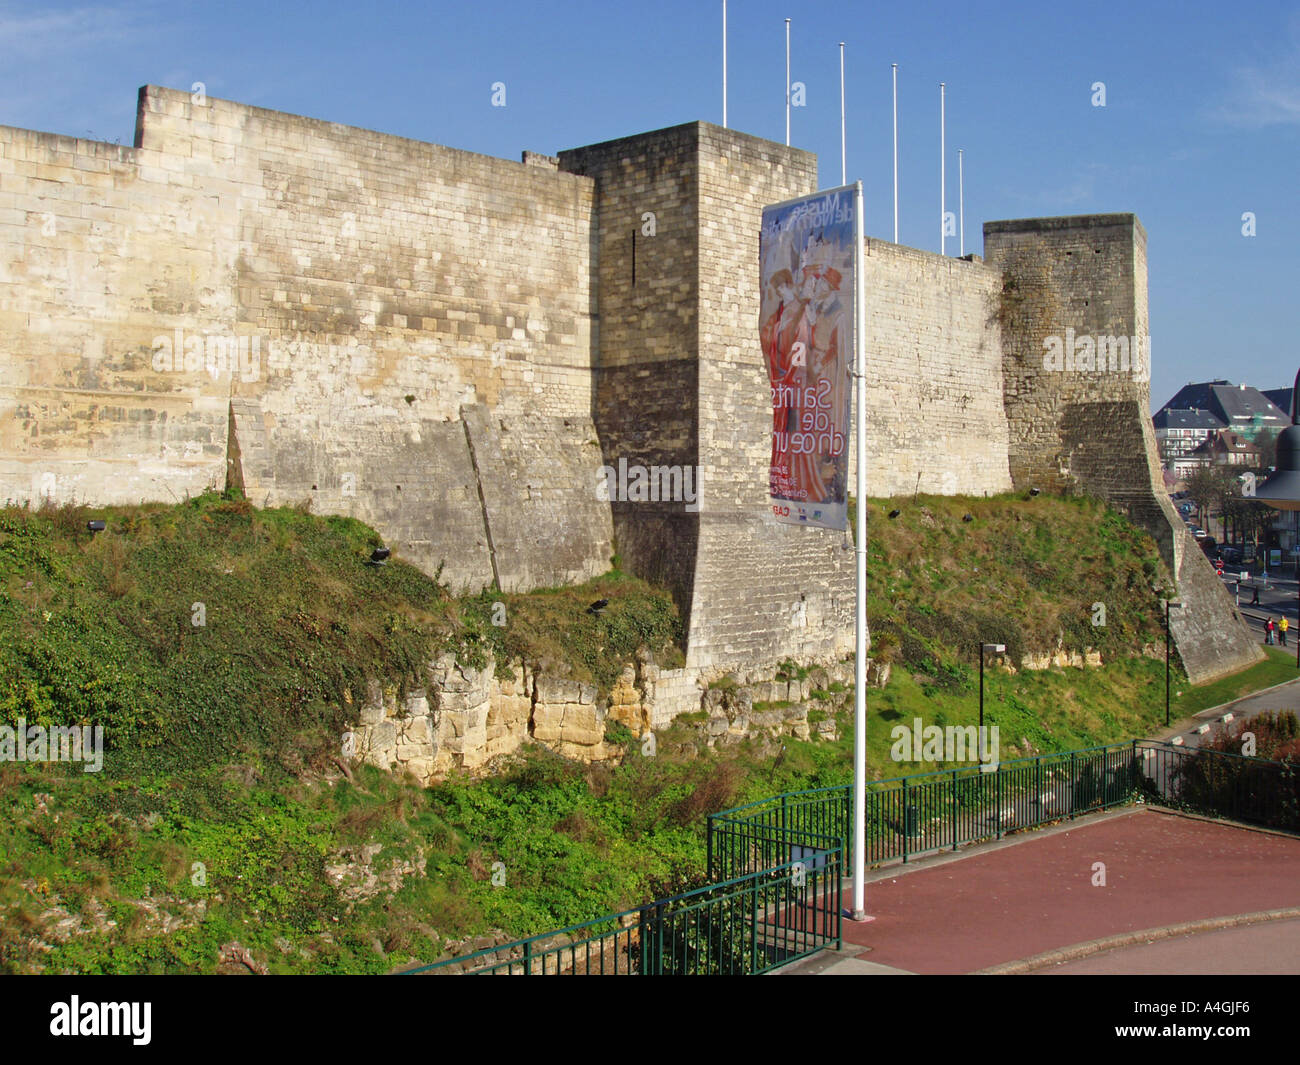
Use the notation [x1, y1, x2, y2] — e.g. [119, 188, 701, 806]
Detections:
[586, 598, 609, 616]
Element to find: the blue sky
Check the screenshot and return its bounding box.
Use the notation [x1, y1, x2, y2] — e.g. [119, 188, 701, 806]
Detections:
[2, 0, 1297, 411]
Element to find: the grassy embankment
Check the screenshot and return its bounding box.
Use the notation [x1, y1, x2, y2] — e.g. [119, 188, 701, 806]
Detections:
[0, 490, 1286, 973]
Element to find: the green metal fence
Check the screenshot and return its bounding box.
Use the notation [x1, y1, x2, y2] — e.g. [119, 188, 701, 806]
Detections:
[402, 845, 842, 975]
[708, 742, 1137, 880]
[1137, 740, 1299, 832]
[405, 737, 1297, 975]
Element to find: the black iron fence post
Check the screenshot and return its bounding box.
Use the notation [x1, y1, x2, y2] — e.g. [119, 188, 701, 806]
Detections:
[1070, 751, 1077, 820]
[1035, 753, 1043, 827]
[995, 761, 1003, 840]
[951, 769, 959, 849]
[749, 875, 759, 974]
[902, 778, 909, 862]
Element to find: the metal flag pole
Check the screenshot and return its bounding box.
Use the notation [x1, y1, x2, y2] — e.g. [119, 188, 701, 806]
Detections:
[786, 19, 792, 146]
[839, 42, 846, 185]
[892, 63, 899, 244]
[939, 82, 946, 255]
[958, 148, 965, 257]
[852, 179, 869, 922]
[722, 1, 728, 128]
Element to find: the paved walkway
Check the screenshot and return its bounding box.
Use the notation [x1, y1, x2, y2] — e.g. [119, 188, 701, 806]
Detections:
[782, 807, 1300, 975]
[1039, 917, 1300, 974]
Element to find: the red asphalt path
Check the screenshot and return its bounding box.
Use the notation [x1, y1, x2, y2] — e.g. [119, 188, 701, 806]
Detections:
[840, 808, 1300, 974]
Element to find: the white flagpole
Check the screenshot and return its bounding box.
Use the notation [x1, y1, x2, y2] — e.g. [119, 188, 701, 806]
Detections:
[852, 179, 869, 922]
[958, 148, 965, 257]
[940, 82, 946, 255]
[839, 42, 846, 185]
[785, 19, 792, 146]
[722, 1, 728, 128]
[892, 63, 899, 244]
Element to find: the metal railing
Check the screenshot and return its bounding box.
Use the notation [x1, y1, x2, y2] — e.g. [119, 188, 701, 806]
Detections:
[708, 742, 1137, 879]
[407, 737, 1296, 975]
[403, 845, 841, 975]
[1137, 740, 1299, 832]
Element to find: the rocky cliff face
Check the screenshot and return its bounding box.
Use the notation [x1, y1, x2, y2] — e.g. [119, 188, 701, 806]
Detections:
[345, 652, 885, 783]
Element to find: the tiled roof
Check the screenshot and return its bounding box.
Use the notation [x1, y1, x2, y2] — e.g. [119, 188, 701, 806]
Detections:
[1263, 387, 1293, 419]
[1155, 381, 1287, 429]
[1212, 384, 1287, 425]
[1152, 408, 1224, 430]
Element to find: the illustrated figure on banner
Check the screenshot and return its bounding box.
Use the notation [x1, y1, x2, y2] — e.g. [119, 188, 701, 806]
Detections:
[760, 267, 808, 498]
[762, 238, 849, 505]
[759, 189, 854, 529]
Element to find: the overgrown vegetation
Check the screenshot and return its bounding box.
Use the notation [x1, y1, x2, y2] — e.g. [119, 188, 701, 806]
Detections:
[1157, 711, 1300, 833]
[0, 490, 1280, 973]
[863, 492, 1171, 672]
[0, 491, 681, 774]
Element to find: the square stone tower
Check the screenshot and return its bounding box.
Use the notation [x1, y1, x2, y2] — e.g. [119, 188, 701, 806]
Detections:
[561, 123, 855, 675]
[985, 214, 1261, 682]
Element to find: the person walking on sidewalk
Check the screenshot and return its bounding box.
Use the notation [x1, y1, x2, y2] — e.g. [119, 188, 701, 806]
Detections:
[1281, 616, 1290, 647]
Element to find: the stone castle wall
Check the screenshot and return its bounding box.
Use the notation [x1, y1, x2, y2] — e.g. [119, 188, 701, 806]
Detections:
[0, 87, 1257, 683]
[858, 240, 1013, 498]
[0, 123, 234, 505]
[690, 125, 855, 671]
[983, 215, 1261, 682]
[558, 125, 707, 636]
[1, 86, 611, 592]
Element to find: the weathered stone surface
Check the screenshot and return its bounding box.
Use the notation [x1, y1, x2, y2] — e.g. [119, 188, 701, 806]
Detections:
[867, 660, 891, 688]
[0, 84, 1257, 705]
[402, 691, 430, 717]
[531, 703, 565, 742]
[534, 676, 589, 705]
[368, 721, 397, 751]
[559, 703, 604, 746]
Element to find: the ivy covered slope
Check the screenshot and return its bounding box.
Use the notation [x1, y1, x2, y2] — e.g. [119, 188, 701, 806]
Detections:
[0, 490, 1280, 974]
[0, 491, 683, 771]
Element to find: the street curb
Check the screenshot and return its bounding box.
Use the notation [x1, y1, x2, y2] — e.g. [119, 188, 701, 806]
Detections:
[1186, 674, 1300, 718]
[842, 806, 1142, 886]
[1154, 674, 1300, 742]
[1140, 803, 1300, 843]
[973, 907, 1300, 974]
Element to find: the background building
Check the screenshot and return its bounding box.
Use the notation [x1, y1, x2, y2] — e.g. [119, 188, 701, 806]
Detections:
[1157, 381, 1287, 443]
[1153, 407, 1224, 476]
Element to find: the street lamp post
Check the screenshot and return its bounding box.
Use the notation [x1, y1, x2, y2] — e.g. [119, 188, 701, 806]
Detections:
[1253, 368, 1300, 670]
[1164, 598, 1183, 727]
[979, 642, 1005, 731]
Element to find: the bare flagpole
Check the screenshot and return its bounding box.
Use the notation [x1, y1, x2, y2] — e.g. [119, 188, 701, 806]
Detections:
[851, 178, 869, 923]
[785, 19, 792, 146]
[892, 63, 899, 243]
[839, 42, 846, 185]
[958, 148, 965, 257]
[722, 1, 728, 128]
[940, 82, 946, 255]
